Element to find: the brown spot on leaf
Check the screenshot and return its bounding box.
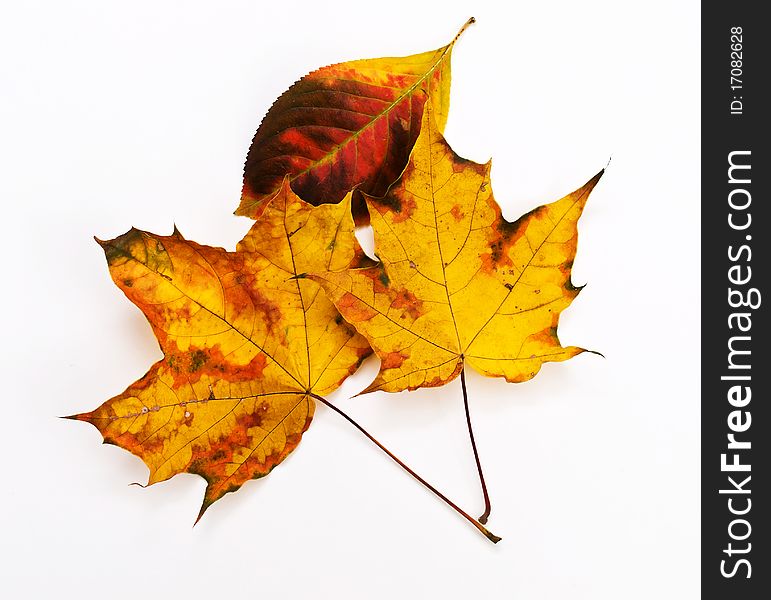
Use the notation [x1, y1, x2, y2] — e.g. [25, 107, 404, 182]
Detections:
[165, 344, 268, 387]
[381, 351, 408, 370]
[390, 288, 423, 320]
[361, 267, 390, 293]
[371, 190, 416, 224]
[480, 207, 546, 274]
[238, 403, 269, 431]
[189, 349, 208, 372]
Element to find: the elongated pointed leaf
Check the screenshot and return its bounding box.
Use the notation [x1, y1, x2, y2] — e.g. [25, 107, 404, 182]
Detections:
[238, 20, 474, 223]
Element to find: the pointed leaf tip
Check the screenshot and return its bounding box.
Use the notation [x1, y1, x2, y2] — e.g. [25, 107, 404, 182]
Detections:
[194, 500, 211, 527]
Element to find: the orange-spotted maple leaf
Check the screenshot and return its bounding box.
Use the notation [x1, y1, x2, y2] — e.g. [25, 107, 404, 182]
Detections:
[69, 184, 372, 519]
[312, 104, 603, 522]
[238, 18, 474, 224]
[68, 182, 502, 542]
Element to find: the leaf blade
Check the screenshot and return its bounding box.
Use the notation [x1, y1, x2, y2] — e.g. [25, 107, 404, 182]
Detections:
[312, 105, 602, 393]
[73, 189, 371, 515]
[237, 21, 474, 221]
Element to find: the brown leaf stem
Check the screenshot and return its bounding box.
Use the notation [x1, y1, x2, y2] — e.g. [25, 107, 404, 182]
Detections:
[308, 392, 501, 544]
[460, 366, 492, 524]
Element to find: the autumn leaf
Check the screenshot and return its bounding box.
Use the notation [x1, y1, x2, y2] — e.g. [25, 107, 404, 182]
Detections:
[68, 183, 372, 519]
[311, 104, 602, 524]
[68, 183, 502, 541]
[237, 18, 474, 224]
[312, 105, 602, 396]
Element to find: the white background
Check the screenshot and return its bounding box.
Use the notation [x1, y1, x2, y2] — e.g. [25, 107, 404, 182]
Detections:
[0, 1, 700, 598]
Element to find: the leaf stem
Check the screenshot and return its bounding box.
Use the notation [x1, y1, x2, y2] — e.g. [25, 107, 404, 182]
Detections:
[308, 392, 501, 544]
[460, 367, 492, 524]
[451, 17, 476, 46]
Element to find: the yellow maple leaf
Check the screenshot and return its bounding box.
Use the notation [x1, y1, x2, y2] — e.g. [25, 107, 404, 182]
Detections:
[312, 105, 602, 395]
[69, 182, 371, 519]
